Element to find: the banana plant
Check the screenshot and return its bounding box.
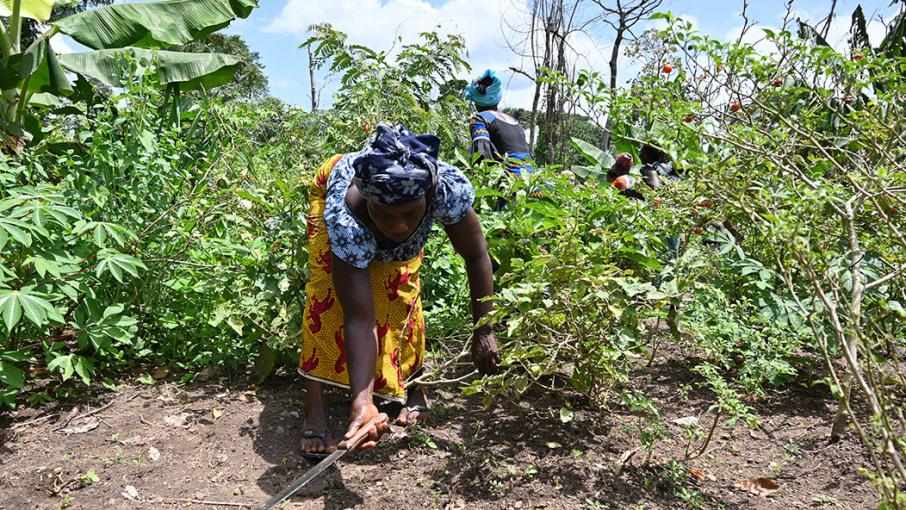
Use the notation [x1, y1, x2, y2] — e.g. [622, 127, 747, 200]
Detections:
[0, 0, 257, 151]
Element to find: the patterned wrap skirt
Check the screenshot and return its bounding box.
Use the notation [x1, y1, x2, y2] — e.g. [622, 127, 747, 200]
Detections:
[299, 154, 427, 403]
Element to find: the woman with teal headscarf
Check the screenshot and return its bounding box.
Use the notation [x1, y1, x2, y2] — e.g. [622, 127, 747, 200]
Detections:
[464, 69, 535, 176]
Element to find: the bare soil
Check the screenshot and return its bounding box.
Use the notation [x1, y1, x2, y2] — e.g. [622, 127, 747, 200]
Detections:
[0, 346, 877, 510]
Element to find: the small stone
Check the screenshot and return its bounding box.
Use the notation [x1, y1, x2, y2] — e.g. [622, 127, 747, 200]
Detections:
[122, 485, 139, 500]
[672, 416, 700, 427]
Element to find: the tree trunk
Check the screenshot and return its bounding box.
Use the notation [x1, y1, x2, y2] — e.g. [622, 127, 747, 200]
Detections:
[529, 79, 542, 153]
[600, 22, 625, 150]
[307, 46, 318, 113]
[830, 343, 856, 441]
[609, 23, 624, 90]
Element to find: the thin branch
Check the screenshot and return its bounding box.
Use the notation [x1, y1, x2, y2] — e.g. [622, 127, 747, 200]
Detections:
[865, 264, 906, 292]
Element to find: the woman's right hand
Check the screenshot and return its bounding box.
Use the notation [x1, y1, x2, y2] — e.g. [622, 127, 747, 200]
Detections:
[471, 328, 501, 375]
[342, 400, 389, 450]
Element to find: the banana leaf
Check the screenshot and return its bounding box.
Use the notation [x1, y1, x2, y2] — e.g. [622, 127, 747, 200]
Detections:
[880, 8, 906, 58]
[0, 39, 71, 94]
[58, 48, 241, 91]
[28, 91, 63, 106]
[0, 0, 55, 22]
[571, 137, 614, 169]
[53, 0, 257, 50]
[0, 46, 42, 89]
[850, 6, 871, 53]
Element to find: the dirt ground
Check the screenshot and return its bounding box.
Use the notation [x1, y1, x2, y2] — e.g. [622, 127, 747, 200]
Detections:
[0, 346, 879, 510]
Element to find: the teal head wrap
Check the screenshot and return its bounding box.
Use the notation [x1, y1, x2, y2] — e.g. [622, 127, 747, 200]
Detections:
[464, 69, 503, 107]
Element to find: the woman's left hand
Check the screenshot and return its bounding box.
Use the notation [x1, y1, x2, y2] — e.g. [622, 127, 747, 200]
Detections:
[471, 329, 501, 375]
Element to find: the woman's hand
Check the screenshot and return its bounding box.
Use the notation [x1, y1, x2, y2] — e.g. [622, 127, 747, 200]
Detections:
[342, 400, 390, 450]
[471, 328, 501, 375]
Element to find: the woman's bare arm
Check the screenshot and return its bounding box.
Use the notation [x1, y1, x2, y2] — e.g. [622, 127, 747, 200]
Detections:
[444, 208, 500, 374]
[331, 254, 387, 448]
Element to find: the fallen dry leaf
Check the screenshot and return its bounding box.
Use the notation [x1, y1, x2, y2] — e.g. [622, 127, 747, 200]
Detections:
[148, 446, 160, 462]
[62, 418, 99, 435]
[736, 477, 780, 497]
[689, 468, 717, 482]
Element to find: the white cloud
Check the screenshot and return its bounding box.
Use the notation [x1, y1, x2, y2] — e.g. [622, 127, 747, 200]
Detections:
[265, 0, 525, 62]
[266, 0, 661, 107]
[265, 0, 583, 108]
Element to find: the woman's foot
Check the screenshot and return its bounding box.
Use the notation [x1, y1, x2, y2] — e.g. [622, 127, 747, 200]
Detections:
[395, 385, 429, 426]
[299, 425, 335, 459]
[300, 379, 336, 459]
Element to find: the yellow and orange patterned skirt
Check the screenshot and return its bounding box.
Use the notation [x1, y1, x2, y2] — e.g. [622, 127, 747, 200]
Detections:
[299, 154, 426, 403]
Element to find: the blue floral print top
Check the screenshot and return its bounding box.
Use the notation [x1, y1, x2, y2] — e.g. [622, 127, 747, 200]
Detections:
[323, 153, 475, 269]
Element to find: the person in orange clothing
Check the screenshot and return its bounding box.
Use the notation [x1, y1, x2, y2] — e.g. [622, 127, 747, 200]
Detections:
[298, 124, 501, 459]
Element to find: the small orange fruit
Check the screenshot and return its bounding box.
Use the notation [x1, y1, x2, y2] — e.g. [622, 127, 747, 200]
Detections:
[853, 53, 864, 61]
[730, 102, 742, 112]
[663, 63, 673, 74]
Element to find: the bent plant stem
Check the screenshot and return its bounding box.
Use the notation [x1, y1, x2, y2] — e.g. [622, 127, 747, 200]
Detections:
[645, 316, 662, 367]
[688, 409, 721, 460]
[14, 75, 31, 124]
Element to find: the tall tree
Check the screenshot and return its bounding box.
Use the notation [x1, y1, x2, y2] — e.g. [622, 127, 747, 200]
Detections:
[591, 0, 664, 90]
[180, 34, 269, 101]
[590, 0, 663, 149]
[507, 0, 593, 161]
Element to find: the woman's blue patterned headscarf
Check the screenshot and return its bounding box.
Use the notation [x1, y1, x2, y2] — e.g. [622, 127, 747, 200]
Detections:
[464, 69, 503, 107]
[352, 124, 439, 205]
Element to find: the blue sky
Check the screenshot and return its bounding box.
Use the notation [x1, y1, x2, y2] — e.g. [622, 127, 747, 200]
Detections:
[221, 0, 897, 109]
[52, 1, 900, 109]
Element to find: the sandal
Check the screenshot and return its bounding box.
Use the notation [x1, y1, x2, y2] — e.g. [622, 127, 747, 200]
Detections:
[300, 429, 335, 461]
[396, 404, 429, 426]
